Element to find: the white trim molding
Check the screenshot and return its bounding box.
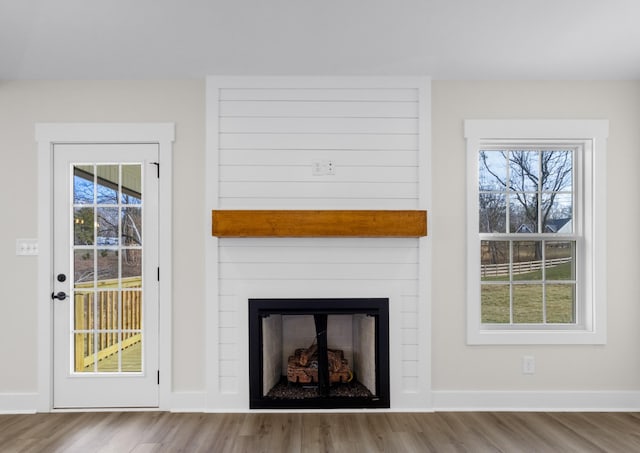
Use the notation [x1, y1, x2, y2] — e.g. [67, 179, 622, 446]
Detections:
[0, 393, 39, 414]
[433, 390, 640, 412]
[35, 123, 174, 412]
[169, 392, 208, 413]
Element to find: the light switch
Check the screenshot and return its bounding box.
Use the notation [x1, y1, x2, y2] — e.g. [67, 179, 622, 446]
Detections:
[312, 160, 325, 176]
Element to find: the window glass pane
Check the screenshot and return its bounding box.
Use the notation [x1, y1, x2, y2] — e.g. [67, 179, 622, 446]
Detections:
[121, 164, 142, 204]
[510, 193, 538, 233]
[96, 291, 119, 330]
[122, 336, 142, 372]
[509, 150, 539, 192]
[74, 291, 94, 331]
[479, 193, 506, 233]
[121, 207, 142, 246]
[542, 193, 572, 233]
[122, 291, 142, 330]
[97, 340, 121, 372]
[481, 284, 510, 323]
[74, 333, 94, 373]
[545, 241, 575, 280]
[74, 249, 94, 285]
[512, 241, 542, 281]
[97, 249, 119, 281]
[96, 165, 119, 204]
[546, 284, 576, 323]
[96, 207, 119, 246]
[513, 284, 543, 323]
[73, 165, 94, 204]
[122, 249, 142, 281]
[479, 151, 507, 190]
[74, 207, 94, 245]
[541, 150, 572, 191]
[481, 241, 509, 281]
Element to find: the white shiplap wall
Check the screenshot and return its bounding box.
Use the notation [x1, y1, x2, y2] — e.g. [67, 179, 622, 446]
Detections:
[206, 77, 431, 410]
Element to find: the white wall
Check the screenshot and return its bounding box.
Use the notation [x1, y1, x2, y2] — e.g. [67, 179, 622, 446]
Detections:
[431, 81, 640, 397]
[0, 80, 206, 400]
[1, 79, 640, 411]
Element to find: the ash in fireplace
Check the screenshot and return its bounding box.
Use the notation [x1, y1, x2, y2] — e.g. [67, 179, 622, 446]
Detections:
[266, 377, 374, 400]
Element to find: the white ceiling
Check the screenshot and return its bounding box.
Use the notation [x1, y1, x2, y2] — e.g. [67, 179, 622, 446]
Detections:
[2, 0, 639, 80]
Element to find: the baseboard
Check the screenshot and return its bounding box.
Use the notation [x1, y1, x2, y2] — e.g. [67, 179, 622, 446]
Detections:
[432, 390, 640, 412]
[0, 393, 38, 414]
[2, 392, 207, 414]
[170, 391, 207, 412]
[5, 390, 639, 413]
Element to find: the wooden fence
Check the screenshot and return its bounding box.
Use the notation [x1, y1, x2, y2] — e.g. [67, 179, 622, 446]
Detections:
[74, 276, 142, 371]
[481, 257, 572, 278]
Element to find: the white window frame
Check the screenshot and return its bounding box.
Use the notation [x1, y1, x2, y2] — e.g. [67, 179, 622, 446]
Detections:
[465, 119, 608, 345]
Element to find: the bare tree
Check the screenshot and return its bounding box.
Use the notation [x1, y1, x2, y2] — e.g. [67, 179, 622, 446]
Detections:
[480, 149, 573, 261]
[72, 168, 143, 281]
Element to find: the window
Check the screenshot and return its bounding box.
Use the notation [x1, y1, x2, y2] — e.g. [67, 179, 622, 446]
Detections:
[465, 120, 608, 344]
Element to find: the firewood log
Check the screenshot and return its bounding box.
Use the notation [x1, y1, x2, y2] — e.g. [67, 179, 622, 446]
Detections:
[327, 350, 343, 372]
[298, 343, 317, 366]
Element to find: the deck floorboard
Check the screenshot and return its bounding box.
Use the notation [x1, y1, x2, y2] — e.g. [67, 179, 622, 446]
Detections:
[83, 341, 142, 372]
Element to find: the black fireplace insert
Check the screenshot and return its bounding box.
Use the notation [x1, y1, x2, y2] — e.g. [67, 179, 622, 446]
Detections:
[248, 298, 390, 409]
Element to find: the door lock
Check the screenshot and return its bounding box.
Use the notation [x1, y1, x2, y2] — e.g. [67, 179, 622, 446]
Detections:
[51, 291, 68, 300]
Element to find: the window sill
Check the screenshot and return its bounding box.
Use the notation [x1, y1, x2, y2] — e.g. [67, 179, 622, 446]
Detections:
[467, 327, 607, 345]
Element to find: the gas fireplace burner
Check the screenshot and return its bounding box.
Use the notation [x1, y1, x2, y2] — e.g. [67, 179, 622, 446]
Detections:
[248, 298, 390, 409]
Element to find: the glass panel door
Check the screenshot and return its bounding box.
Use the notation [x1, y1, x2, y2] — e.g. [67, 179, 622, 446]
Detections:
[53, 144, 159, 408]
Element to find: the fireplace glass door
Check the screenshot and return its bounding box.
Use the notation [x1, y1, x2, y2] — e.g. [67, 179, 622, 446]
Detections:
[249, 298, 390, 409]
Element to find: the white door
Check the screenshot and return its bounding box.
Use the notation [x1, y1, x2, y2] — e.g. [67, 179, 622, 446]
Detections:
[52, 143, 159, 408]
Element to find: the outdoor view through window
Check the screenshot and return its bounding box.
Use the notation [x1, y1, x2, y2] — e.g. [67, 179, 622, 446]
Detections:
[72, 164, 144, 373]
[478, 148, 577, 325]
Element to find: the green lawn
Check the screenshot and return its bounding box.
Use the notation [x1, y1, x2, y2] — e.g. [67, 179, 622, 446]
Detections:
[481, 263, 575, 324]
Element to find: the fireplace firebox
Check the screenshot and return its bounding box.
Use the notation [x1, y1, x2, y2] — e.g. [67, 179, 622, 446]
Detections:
[249, 298, 390, 409]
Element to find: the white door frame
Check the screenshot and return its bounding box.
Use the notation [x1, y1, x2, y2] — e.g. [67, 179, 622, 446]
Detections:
[36, 123, 174, 411]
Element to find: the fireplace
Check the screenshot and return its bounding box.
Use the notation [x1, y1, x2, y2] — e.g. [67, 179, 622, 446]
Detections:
[248, 298, 390, 409]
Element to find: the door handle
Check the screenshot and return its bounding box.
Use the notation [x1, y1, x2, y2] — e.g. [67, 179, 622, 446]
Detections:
[51, 291, 68, 300]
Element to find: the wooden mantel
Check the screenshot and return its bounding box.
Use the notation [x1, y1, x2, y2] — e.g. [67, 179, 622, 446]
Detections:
[211, 210, 427, 238]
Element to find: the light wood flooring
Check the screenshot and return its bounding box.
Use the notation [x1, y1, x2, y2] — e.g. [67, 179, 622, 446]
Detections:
[1, 411, 639, 452]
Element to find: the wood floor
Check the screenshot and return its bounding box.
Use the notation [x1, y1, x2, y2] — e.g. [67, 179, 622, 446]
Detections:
[1, 411, 639, 452]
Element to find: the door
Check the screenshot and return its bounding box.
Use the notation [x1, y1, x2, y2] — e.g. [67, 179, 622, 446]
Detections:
[52, 143, 159, 408]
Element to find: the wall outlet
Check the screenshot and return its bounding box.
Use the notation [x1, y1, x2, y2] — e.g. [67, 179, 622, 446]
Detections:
[312, 160, 335, 176]
[16, 239, 39, 256]
[326, 160, 335, 175]
[522, 355, 535, 375]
